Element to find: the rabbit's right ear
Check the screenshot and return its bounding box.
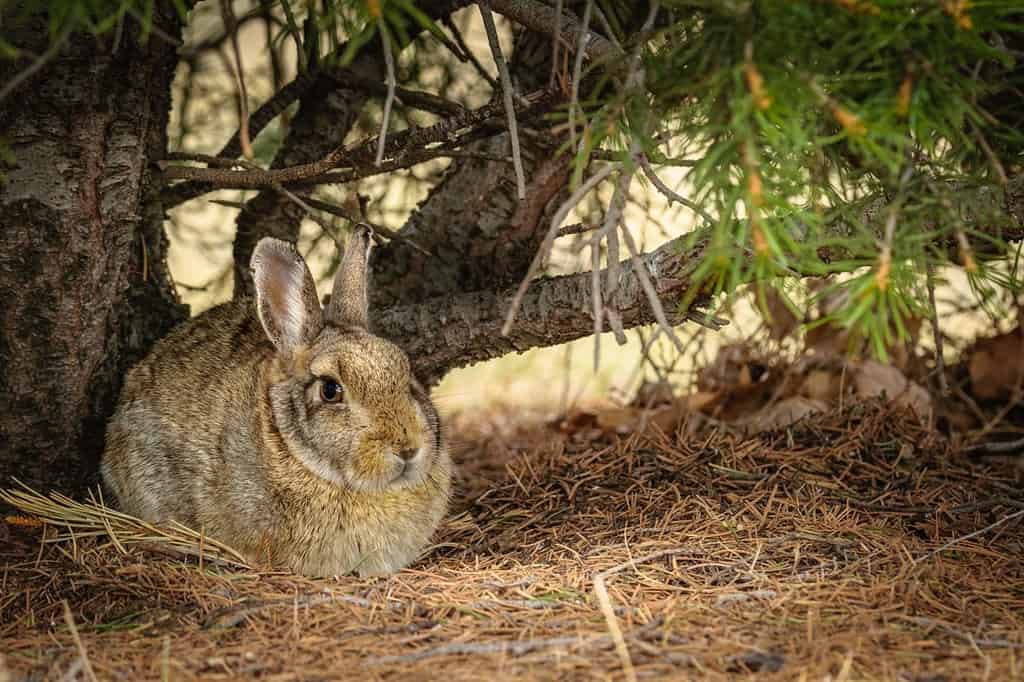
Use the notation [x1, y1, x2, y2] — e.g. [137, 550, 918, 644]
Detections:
[251, 238, 324, 354]
[326, 224, 374, 329]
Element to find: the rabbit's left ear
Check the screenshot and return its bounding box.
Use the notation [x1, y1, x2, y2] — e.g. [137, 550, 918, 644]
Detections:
[326, 224, 374, 329]
[251, 238, 324, 354]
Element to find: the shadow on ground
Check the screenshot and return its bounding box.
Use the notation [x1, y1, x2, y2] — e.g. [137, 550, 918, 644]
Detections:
[2, 402, 1023, 680]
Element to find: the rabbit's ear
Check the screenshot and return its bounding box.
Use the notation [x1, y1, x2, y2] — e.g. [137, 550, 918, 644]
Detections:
[326, 224, 374, 329]
[251, 238, 324, 353]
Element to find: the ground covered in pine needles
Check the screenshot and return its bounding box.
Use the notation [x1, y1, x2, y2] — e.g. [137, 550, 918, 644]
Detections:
[2, 403, 1023, 681]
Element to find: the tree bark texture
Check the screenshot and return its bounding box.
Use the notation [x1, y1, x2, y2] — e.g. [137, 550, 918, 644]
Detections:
[230, 59, 383, 295]
[378, 171, 1024, 384]
[372, 27, 572, 308]
[0, 11, 186, 494]
[231, 0, 470, 296]
[374, 234, 698, 384]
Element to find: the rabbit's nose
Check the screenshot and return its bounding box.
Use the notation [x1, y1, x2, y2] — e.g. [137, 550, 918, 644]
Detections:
[397, 448, 418, 462]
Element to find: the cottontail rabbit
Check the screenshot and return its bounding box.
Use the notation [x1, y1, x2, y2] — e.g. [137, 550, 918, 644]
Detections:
[101, 226, 451, 577]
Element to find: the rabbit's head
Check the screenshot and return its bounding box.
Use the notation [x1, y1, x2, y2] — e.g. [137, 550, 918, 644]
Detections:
[250, 227, 440, 493]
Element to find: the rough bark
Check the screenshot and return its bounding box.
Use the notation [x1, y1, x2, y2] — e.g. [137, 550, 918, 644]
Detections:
[0, 11, 186, 494]
[375, 233, 699, 384]
[231, 0, 470, 296]
[372, 27, 572, 309]
[378, 172, 1024, 384]
[231, 57, 382, 295]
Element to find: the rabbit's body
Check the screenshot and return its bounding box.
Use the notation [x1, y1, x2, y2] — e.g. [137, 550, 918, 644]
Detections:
[101, 229, 451, 577]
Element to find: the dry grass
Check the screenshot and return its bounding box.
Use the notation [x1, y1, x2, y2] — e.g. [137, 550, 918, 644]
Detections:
[2, 402, 1023, 681]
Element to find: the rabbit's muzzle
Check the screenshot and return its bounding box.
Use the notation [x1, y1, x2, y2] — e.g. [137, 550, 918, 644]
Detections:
[343, 404, 433, 492]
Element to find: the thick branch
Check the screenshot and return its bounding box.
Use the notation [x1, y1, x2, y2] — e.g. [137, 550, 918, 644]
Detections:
[378, 172, 1024, 384]
[488, 0, 622, 64]
[162, 94, 551, 189]
[371, 27, 571, 308]
[374, 233, 698, 384]
[231, 52, 383, 294]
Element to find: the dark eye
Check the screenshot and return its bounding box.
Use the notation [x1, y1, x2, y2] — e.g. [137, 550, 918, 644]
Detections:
[319, 378, 343, 403]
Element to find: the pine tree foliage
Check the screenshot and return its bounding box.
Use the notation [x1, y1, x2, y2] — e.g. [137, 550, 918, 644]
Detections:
[3, 0, 1023, 360]
[579, 1, 1024, 356]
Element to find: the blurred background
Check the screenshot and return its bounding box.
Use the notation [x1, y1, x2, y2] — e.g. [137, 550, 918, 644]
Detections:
[166, 2, 1001, 421]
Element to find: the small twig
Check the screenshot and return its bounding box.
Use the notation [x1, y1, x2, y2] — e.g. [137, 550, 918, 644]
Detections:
[593, 548, 690, 682]
[970, 120, 1008, 186]
[364, 634, 599, 667]
[549, 0, 564, 90]
[589, 3, 623, 48]
[221, 0, 254, 159]
[686, 310, 729, 331]
[904, 616, 1021, 650]
[282, 193, 430, 255]
[913, 508, 1024, 565]
[125, 6, 182, 47]
[925, 261, 949, 395]
[502, 164, 617, 336]
[639, 155, 714, 227]
[273, 185, 342, 247]
[442, 15, 499, 90]
[556, 222, 595, 237]
[162, 92, 552, 189]
[160, 636, 171, 682]
[619, 221, 686, 353]
[477, 0, 526, 200]
[569, 0, 593, 151]
[591, 240, 604, 370]
[375, 18, 397, 167]
[112, 10, 125, 54]
[593, 573, 633, 682]
[324, 67, 466, 117]
[62, 600, 98, 682]
[965, 436, 1024, 455]
[601, 168, 635, 345]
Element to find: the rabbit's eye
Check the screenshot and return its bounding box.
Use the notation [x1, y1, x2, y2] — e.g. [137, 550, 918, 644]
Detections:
[319, 378, 343, 403]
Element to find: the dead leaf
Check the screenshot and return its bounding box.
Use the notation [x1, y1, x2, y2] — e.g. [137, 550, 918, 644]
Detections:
[686, 391, 721, 412]
[595, 407, 642, 434]
[800, 369, 842, 403]
[743, 396, 828, 433]
[967, 328, 1024, 401]
[647, 402, 689, 433]
[853, 360, 932, 419]
[698, 345, 769, 392]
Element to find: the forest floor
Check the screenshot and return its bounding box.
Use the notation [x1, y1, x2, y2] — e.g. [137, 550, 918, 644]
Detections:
[2, 400, 1023, 681]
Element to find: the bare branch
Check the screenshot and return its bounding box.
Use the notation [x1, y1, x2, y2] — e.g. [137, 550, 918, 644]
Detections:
[925, 261, 949, 395]
[502, 163, 618, 336]
[162, 92, 554, 190]
[221, 0, 254, 159]
[549, 0, 564, 90]
[591, 240, 604, 369]
[441, 14, 499, 90]
[487, 0, 621, 64]
[639, 155, 714, 227]
[375, 19, 397, 167]
[619, 219, 685, 353]
[478, 0, 527, 199]
[569, 0, 593, 151]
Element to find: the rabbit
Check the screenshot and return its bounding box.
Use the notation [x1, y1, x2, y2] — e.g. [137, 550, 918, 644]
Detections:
[100, 225, 451, 577]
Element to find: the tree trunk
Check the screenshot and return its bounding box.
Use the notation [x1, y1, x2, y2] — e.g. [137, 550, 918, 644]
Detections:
[0, 11, 186, 495]
[371, 26, 571, 310]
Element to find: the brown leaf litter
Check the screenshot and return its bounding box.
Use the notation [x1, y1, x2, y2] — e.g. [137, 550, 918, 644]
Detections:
[2, 402, 1023, 680]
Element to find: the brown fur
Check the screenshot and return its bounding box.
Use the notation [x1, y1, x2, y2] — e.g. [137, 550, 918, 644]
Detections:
[101, 228, 451, 576]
